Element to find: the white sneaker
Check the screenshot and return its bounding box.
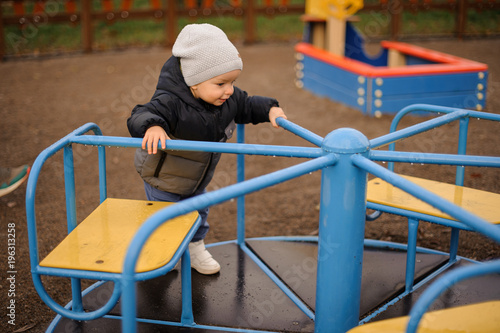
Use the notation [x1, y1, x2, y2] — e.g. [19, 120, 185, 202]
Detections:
[188, 240, 221, 275]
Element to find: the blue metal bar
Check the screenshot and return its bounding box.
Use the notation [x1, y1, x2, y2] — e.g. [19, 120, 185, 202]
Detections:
[360, 258, 458, 324]
[28, 115, 500, 332]
[392, 104, 500, 129]
[386, 104, 500, 171]
[46, 280, 112, 332]
[366, 202, 474, 231]
[239, 236, 469, 258]
[449, 228, 460, 262]
[406, 259, 500, 333]
[26, 123, 102, 267]
[390, 104, 465, 133]
[107, 315, 280, 332]
[24, 123, 117, 322]
[276, 117, 324, 147]
[180, 249, 194, 325]
[370, 110, 468, 149]
[239, 243, 315, 319]
[121, 154, 338, 333]
[315, 129, 369, 333]
[63, 146, 77, 232]
[362, 239, 467, 257]
[237, 123, 246, 245]
[31, 272, 122, 321]
[69, 280, 83, 313]
[71, 135, 323, 159]
[456, 117, 469, 185]
[369, 150, 500, 168]
[353, 155, 500, 243]
[448, 117, 470, 263]
[405, 218, 419, 292]
[98, 145, 107, 203]
[63, 145, 83, 313]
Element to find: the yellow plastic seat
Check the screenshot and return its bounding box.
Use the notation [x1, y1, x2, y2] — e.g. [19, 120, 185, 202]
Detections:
[40, 198, 199, 273]
[367, 175, 500, 224]
[347, 300, 500, 333]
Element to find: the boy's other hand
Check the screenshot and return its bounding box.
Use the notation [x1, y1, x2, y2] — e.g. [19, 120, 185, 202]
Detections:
[143, 126, 171, 154]
[269, 107, 287, 128]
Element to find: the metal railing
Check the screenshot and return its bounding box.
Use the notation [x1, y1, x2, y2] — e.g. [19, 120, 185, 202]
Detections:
[26, 104, 500, 332]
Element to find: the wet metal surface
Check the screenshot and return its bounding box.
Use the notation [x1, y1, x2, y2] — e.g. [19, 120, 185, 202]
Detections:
[246, 240, 449, 317]
[78, 242, 314, 332]
[372, 259, 500, 322]
[53, 240, 469, 332]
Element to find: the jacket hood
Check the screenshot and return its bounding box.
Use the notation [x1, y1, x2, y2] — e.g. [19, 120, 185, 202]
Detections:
[154, 56, 205, 111]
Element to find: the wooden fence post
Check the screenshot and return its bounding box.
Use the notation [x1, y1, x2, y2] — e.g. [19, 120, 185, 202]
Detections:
[0, 2, 5, 61]
[456, 0, 467, 39]
[389, 0, 402, 40]
[166, 0, 177, 46]
[244, 0, 256, 44]
[81, 0, 92, 53]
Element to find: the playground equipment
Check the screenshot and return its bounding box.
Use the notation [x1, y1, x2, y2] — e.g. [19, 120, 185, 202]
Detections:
[296, 0, 489, 117]
[26, 104, 500, 332]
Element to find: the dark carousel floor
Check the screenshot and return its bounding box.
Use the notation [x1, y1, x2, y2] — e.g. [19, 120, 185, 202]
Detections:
[49, 238, 500, 332]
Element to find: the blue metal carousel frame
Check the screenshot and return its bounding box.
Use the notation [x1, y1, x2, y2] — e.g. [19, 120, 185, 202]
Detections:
[25, 104, 500, 332]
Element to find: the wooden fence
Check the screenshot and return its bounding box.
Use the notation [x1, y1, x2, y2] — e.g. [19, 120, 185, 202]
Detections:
[1, 0, 498, 59]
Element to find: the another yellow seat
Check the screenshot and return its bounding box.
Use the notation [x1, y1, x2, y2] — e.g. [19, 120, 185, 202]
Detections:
[347, 300, 500, 333]
[40, 198, 199, 273]
[367, 175, 500, 224]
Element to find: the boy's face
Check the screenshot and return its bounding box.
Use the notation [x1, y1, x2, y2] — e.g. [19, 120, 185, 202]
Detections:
[190, 70, 241, 106]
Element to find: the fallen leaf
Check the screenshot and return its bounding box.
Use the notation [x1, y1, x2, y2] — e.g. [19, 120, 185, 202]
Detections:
[13, 323, 37, 332]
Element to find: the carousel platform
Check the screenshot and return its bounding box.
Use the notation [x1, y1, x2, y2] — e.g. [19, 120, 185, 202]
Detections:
[49, 238, 500, 332]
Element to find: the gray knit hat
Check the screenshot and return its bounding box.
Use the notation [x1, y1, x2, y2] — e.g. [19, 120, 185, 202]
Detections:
[172, 24, 243, 86]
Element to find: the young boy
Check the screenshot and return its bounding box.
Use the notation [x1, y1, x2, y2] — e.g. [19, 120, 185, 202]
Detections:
[127, 23, 286, 275]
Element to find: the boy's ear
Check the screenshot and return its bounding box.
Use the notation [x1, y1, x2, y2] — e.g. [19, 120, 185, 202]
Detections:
[189, 85, 199, 98]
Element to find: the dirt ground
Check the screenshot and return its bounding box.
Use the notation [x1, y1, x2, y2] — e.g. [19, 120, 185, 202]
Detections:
[1, 38, 499, 332]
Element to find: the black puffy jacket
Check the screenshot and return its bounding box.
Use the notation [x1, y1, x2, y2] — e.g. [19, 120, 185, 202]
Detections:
[127, 56, 279, 196]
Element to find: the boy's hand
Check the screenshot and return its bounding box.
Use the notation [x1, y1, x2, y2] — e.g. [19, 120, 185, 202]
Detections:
[269, 106, 287, 128]
[143, 126, 171, 154]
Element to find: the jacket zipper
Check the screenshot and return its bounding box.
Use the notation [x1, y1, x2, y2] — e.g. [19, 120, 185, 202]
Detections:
[154, 153, 167, 178]
[189, 110, 219, 194]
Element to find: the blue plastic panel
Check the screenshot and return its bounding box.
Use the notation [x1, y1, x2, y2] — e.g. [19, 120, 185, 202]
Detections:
[301, 55, 368, 114]
[368, 72, 488, 114]
[372, 72, 487, 96]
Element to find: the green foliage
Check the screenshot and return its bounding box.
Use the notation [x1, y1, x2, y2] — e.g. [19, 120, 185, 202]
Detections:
[94, 20, 165, 50]
[1, 0, 498, 57]
[353, 9, 500, 38]
[4, 24, 81, 55]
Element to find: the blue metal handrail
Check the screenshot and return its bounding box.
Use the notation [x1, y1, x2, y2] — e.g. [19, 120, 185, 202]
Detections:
[370, 109, 468, 149]
[367, 104, 500, 293]
[26, 106, 500, 333]
[406, 259, 500, 333]
[25, 123, 106, 319]
[70, 135, 323, 159]
[352, 155, 500, 243]
[385, 104, 500, 173]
